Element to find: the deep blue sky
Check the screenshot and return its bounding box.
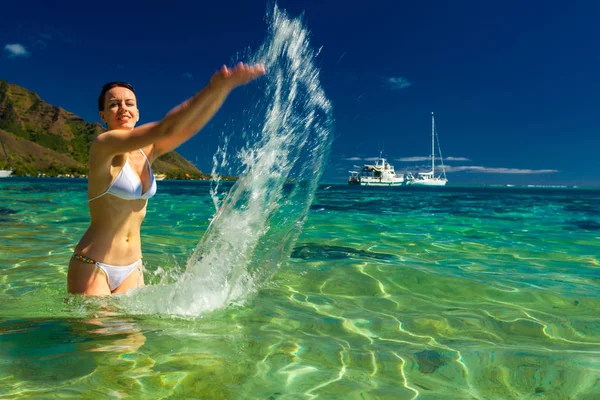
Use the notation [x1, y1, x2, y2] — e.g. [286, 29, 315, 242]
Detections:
[1, 0, 599, 186]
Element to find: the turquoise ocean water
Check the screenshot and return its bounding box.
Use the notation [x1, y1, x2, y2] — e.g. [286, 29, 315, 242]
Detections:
[1, 178, 599, 399]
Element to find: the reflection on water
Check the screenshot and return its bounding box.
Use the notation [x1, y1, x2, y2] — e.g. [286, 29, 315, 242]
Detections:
[0, 315, 146, 397]
[0, 319, 98, 382]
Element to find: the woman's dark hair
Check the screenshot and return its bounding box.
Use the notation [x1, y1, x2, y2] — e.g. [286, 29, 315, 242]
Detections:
[97, 81, 136, 111]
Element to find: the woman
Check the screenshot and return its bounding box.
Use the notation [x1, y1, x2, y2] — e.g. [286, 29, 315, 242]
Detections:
[67, 62, 266, 296]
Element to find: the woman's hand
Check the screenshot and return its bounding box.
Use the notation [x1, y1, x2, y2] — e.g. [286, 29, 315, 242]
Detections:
[210, 62, 266, 92]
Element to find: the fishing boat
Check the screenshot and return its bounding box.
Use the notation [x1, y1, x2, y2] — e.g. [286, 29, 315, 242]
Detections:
[0, 135, 12, 178]
[407, 112, 447, 186]
[348, 154, 405, 186]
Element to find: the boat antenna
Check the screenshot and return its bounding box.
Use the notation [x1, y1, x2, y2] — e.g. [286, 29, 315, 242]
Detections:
[431, 112, 435, 175]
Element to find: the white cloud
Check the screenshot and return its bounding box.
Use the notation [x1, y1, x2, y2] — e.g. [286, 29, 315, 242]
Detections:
[396, 156, 470, 162]
[396, 156, 430, 162]
[383, 76, 411, 90]
[181, 72, 193, 79]
[444, 165, 558, 174]
[32, 33, 53, 48]
[348, 153, 557, 175]
[31, 38, 47, 48]
[45, 27, 75, 44]
[4, 43, 30, 58]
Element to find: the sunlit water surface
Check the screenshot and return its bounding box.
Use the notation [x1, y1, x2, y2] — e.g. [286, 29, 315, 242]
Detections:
[1, 179, 599, 399]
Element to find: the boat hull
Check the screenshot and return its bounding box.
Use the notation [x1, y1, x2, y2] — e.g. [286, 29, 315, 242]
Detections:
[408, 179, 447, 186]
[0, 170, 12, 178]
[360, 179, 405, 186]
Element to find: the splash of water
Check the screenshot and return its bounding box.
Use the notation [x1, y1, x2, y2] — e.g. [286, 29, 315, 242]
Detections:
[118, 5, 333, 317]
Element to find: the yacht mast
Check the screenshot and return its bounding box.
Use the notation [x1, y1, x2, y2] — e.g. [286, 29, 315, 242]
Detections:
[431, 112, 435, 175]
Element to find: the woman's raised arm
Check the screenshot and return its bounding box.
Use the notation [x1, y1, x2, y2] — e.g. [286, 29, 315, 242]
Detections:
[92, 63, 265, 160]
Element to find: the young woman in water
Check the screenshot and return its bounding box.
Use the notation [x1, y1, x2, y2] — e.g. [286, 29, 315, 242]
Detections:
[67, 62, 266, 296]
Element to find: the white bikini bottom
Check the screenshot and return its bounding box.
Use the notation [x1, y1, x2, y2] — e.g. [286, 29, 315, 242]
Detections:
[95, 259, 143, 291]
[72, 253, 142, 291]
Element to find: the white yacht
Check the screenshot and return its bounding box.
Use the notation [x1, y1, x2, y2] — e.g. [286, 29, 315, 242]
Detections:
[349, 154, 405, 186]
[407, 112, 447, 186]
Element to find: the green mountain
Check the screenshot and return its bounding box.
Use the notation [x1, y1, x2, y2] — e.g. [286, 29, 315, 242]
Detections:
[0, 79, 210, 179]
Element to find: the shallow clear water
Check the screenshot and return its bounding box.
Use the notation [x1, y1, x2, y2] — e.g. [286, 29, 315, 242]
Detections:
[1, 178, 599, 399]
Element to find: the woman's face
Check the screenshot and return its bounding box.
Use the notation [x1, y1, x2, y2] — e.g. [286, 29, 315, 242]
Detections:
[99, 87, 139, 130]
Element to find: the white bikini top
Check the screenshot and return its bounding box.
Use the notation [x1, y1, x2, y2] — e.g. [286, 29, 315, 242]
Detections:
[88, 149, 157, 202]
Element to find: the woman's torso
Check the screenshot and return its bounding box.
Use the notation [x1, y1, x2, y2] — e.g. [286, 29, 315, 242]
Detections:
[75, 147, 156, 264]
